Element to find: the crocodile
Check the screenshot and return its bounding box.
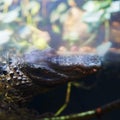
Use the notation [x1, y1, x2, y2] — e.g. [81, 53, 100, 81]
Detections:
[2, 47, 120, 120]
[0, 48, 102, 114]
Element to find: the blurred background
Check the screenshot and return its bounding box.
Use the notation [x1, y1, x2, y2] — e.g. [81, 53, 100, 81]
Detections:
[0, 0, 120, 120]
[0, 0, 120, 55]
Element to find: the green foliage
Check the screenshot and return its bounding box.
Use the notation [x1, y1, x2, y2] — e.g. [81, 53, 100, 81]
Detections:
[50, 3, 67, 23]
[82, 0, 120, 32]
[0, 0, 119, 51]
[0, 0, 49, 54]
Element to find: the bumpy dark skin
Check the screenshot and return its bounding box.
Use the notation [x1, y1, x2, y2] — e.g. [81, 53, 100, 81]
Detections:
[1, 48, 120, 120]
[20, 48, 101, 87]
[0, 48, 102, 103]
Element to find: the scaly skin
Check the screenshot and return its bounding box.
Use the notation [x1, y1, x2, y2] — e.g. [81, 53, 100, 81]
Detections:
[21, 48, 101, 86]
[0, 48, 101, 110]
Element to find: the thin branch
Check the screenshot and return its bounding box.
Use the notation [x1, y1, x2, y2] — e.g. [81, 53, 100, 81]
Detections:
[41, 99, 120, 120]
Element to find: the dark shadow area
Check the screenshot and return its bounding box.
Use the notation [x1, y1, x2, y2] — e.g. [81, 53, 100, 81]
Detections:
[29, 52, 120, 119]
